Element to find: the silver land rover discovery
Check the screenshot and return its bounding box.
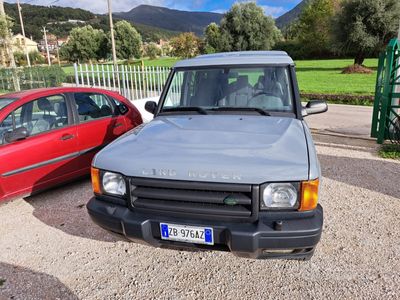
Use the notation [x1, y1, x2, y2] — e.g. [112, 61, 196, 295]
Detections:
[87, 51, 328, 260]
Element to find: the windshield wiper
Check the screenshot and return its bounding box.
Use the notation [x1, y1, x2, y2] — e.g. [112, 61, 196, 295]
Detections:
[209, 107, 271, 116]
[161, 106, 208, 115]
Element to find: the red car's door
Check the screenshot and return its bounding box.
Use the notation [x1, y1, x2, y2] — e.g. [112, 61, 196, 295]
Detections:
[71, 92, 127, 170]
[0, 94, 78, 201]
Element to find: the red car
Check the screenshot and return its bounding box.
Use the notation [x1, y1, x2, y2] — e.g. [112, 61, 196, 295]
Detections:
[0, 87, 142, 202]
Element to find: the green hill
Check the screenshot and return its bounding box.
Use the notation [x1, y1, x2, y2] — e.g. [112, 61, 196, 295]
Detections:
[275, 0, 309, 29]
[4, 2, 179, 42]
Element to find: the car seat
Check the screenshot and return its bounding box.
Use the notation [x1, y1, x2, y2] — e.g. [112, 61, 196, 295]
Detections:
[31, 98, 56, 134]
[75, 94, 101, 121]
[54, 102, 68, 127]
[219, 75, 253, 107]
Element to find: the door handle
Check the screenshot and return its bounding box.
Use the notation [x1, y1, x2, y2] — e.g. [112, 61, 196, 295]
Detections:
[114, 123, 123, 128]
[60, 134, 75, 141]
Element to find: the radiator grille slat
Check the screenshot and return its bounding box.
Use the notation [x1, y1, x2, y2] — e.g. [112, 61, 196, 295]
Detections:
[132, 187, 252, 205]
[129, 178, 255, 220]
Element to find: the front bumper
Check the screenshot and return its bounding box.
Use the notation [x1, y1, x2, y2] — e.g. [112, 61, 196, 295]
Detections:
[87, 197, 323, 260]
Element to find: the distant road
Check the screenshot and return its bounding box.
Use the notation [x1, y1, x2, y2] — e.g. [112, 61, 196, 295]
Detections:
[305, 104, 373, 138]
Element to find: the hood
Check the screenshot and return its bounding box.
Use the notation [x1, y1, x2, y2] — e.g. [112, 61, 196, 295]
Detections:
[94, 115, 310, 185]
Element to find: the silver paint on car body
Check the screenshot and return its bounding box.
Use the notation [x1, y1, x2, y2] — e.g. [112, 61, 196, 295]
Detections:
[301, 121, 321, 180]
[93, 115, 310, 185]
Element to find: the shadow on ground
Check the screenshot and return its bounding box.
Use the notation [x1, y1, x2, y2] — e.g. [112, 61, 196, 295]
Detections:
[0, 262, 78, 299]
[319, 153, 400, 199]
[24, 178, 121, 243]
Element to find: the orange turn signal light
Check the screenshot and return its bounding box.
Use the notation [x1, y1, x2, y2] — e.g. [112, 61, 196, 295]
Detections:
[299, 179, 319, 211]
[91, 167, 101, 194]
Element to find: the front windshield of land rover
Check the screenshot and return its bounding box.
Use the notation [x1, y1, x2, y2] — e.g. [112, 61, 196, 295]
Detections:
[160, 66, 294, 114]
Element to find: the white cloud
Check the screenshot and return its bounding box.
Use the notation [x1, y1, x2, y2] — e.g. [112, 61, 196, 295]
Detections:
[260, 5, 286, 18]
[211, 9, 226, 14]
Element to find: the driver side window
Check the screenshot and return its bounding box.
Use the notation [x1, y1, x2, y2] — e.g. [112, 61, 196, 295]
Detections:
[0, 94, 70, 144]
[74, 93, 113, 122]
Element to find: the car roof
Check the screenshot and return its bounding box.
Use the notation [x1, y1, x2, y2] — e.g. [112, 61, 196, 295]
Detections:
[2, 87, 121, 99]
[174, 51, 294, 68]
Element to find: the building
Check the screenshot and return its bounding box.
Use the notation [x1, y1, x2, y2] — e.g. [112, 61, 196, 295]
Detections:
[39, 33, 58, 53]
[11, 34, 39, 54]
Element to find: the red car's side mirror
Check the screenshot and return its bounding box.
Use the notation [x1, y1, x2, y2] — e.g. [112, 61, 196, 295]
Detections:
[4, 127, 28, 144]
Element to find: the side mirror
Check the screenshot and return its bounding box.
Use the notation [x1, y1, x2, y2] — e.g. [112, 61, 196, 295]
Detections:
[117, 104, 129, 115]
[4, 127, 28, 143]
[302, 100, 328, 117]
[145, 101, 157, 115]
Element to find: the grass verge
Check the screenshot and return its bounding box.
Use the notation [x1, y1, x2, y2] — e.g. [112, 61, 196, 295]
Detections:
[379, 144, 400, 160]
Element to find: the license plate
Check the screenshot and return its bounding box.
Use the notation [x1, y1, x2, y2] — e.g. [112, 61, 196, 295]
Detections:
[160, 223, 214, 245]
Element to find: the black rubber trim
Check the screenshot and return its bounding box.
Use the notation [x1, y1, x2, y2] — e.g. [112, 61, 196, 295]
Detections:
[2, 144, 106, 177]
[2, 152, 80, 177]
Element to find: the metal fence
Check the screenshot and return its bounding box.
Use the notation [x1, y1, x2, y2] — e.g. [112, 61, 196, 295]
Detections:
[0, 66, 66, 93]
[73, 63, 171, 100]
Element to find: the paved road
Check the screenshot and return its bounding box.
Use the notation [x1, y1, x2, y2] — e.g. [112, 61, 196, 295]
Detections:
[305, 104, 373, 138]
[0, 135, 399, 299]
[134, 99, 374, 138]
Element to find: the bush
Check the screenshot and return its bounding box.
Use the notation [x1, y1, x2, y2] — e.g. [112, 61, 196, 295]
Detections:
[273, 41, 309, 60]
[145, 43, 161, 60]
[273, 40, 337, 60]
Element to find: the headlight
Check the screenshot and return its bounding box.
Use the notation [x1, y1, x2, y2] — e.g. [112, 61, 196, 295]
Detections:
[102, 172, 126, 196]
[261, 183, 299, 210]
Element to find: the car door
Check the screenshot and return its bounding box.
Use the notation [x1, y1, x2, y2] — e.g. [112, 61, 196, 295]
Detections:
[0, 94, 78, 201]
[71, 92, 127, 171]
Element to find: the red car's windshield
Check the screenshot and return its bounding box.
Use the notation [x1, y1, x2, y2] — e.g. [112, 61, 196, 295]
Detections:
[0, 98, 18, 110]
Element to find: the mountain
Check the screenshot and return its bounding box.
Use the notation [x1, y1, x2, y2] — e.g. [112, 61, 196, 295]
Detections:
[275, 0, 309, 29]
[4, 2, 178, 42]
[116, 5, 223, 36]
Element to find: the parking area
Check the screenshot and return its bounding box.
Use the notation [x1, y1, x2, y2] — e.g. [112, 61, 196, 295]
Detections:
[0, 134, 399, 299]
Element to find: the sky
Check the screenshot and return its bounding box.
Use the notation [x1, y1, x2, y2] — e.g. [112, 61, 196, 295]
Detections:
[6, 0, 303, 18]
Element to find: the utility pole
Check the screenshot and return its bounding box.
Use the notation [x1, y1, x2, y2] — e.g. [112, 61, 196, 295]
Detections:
[55, 37, 61, 66]
[0, 0, 20, 91]
[16, 0, 30, 67]
[107, 0, 117, 66]
[42, 26, 51, 66]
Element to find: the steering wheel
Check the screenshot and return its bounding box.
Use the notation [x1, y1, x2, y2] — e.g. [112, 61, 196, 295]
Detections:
[247, 91, 276, 107]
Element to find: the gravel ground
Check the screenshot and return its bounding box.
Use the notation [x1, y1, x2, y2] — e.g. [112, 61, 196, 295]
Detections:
[0, 136, 399, 300]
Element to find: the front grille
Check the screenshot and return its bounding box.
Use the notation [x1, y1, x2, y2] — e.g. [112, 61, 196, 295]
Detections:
[129, 178, 258, 221]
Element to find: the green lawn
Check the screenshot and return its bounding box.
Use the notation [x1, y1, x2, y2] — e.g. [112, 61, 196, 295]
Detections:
[62, 57, 378, 96]
[295, 58, 378, 95]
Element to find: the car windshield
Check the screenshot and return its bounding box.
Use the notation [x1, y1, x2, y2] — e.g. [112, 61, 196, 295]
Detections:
[161, 66, 294, 114]
[0, 98, 18, 110]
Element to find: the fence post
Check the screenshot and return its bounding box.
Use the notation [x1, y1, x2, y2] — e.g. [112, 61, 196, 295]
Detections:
[74, 63, 79, 86]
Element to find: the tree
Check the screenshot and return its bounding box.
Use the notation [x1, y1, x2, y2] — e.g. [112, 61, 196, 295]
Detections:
[170, 32, 200, 58]
[215, 2, 282, 52]
[60, 25, 108, 62]
[204, 22, 221, 53]
[333, 0, 400, 65]
[296, 0, 336, 57]
[114, 20, 142, 60]
[145, 42, 161, 60]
